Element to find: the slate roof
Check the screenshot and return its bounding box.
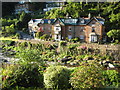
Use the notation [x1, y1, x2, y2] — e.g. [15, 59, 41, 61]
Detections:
[29, 17, 105, 25]
[52, 17, 105, 25]
[40, 19, 55, 24]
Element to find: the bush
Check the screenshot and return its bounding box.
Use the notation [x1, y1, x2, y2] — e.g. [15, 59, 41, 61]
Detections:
[102, 70, 120, 87]
[2, 63, 44, 89]
[2, 40, 15, 46]
[40, 34, 49, 40]
[71, 37, 80, 43]
[44, 65, 70, 89]
[70, 62, 104, 89]
[59, 41, 67, 46]
[15, 33, 20, 39]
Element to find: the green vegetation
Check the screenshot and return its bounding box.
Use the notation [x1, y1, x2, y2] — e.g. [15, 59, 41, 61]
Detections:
[102, 70, 120, 87]
[2, 63, 44, 89]
[70, 62, 104, 89]
[44, 65, 70, 89]
[45, 2, 120, 31]
[1, 40, 120, 89]
[107, 29, 120, 42]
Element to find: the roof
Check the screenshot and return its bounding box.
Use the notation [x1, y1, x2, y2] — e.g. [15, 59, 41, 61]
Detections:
[52, 17, 105, 25]
[52, 18, 91, 25]
[29, 17, 105, 25]
[40, 19, 55, 24]
[86, 17, 105, 25]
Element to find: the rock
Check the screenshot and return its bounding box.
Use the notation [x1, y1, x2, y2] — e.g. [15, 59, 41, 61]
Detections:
[83, 57, 94, 61]
[70, 62, 79, 66]
[2, 59, 8, 62]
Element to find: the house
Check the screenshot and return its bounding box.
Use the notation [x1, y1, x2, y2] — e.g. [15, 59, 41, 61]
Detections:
[52, 17, 105, 43]
[28, 19, 55, 38]
[43, 2, 65, 12]
[28, 16, 105, 43]
[15, 1, 33, 14]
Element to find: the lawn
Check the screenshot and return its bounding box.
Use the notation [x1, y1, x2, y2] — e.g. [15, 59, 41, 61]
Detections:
[0, 37, 18, 41]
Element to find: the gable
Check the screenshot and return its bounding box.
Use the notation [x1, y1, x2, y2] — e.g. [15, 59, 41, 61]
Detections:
[87, 17, 104, 25]
[52, 19, 65, 25]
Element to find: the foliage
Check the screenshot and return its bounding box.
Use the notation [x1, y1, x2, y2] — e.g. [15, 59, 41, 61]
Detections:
[16, 49, 44, 64]
[45, 2, 120, 31]
[70, 61, 104, 89]
[71, 37, 80, 43]
[44, 65, 70, 89]
[19, 12, 31, 29]
[2, 63, 44, 89]
[1, 40, 15, 46]
[107, 29, 120, 42]
[40, 34, 49, 40]
[59, 41, 67, 46]
[102, 70, 120, 87]
[35, 32, 43, 39]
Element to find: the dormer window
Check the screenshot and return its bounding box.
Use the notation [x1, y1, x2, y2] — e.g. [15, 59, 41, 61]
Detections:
[81, 19, 85, 23]
[48, 20, 51, 24]
[41, 20, 44, 24]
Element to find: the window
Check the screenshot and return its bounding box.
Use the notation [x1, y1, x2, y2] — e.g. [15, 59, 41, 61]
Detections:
[80, 35, 84, 39]
[68, 35, 72, 39]
[56, 34, 59, 39]
[68, 26, 72, 31]
[92, 27, 95, 32]
[56, 27, 59, 30]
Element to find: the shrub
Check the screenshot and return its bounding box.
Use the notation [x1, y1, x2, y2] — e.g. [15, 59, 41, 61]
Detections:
[20, 42, 27, 47]
[40, 34, 49, 40]
[70, 62, 104, 89]
[2, 40, 15, 46]
[44, 65, 70, 89]
[36, 32, 42, 39]
[59, 41, 67, 46]
[2, 63, 44, 89]
[15, 33, 20, 39]
[102, 70, 120, 87]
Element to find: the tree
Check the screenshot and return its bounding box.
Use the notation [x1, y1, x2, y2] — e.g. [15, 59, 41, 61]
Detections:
[70, 61, 104, 89]
[19, 12, 31, 28]
[107, 29, 120, 42]
[5, 24, 15, 34]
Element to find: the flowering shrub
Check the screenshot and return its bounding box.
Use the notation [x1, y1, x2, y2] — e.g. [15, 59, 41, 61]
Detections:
[77, 46, 87, 50]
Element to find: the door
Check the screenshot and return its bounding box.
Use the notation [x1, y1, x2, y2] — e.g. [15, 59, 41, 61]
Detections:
[90, 35, 98, 42]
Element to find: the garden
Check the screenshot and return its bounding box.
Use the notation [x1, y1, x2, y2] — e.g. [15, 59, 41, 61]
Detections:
[1, 40, 120, 89]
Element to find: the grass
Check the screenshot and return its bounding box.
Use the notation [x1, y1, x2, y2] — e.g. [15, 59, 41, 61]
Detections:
[0, 37, 18, 41]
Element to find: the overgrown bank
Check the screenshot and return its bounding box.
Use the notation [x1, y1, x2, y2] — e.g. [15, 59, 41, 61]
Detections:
[1, 40, 120, 89]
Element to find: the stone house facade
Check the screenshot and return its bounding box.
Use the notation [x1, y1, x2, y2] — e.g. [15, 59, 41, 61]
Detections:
[28, 17, 105, 43]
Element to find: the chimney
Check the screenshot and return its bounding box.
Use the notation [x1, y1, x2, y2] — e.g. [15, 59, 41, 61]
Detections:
[88, 13, 91, 19]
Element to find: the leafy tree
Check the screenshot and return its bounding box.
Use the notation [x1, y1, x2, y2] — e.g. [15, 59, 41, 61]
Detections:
[19, 12, 31, 29]
[5, 24, 15, 34]
[107, 29, 120, 42]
